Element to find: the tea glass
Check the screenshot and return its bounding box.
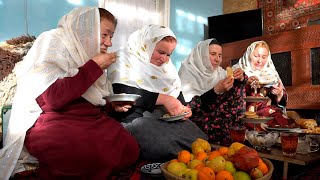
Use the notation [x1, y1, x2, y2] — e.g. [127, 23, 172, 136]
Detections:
[297, 137, 319, 154]
[230, 126, 246, 143]
[280, 132, 299, 157]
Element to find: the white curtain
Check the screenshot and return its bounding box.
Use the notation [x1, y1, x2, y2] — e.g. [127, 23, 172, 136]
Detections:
[99, 0, 170, 52]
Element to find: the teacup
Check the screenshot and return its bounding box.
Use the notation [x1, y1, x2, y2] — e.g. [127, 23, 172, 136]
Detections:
[297, 137, 319, 154]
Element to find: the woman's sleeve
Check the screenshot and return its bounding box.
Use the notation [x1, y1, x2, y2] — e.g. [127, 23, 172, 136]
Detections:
[41, 60, 103, 110]
[112, 83, 159, 112]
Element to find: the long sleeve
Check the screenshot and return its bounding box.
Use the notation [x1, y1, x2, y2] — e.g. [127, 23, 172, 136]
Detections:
[40, 60, 103, 110]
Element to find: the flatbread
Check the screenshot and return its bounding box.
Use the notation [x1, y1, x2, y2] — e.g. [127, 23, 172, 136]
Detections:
[226, 67, 233, 78]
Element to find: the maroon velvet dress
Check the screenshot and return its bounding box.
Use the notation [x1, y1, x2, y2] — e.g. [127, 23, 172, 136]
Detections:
[24, 60, 139, 180]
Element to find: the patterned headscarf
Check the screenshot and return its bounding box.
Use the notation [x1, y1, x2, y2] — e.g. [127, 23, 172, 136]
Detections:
[107, 24, 181, 98]
[179, 39, 226, 102]
[0, 7, 109, 179]
[233, 41, 283, 87]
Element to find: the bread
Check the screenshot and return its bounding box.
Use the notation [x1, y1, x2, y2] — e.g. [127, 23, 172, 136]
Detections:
[286, 111, 301, 120]
[244, 111, 258, 119]
[295, 118, 318, 130]
[226, 67, 233, 78]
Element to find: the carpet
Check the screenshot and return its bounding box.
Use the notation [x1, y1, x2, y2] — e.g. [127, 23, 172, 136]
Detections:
[258, 0, 320, 34]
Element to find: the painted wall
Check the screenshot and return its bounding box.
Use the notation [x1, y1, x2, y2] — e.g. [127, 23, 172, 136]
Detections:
[0, 0, 223, 69]
[0, 0, 98, 42]
[169, 0, 223, 69]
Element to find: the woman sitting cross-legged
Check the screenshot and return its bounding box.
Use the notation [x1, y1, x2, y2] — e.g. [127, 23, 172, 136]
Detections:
[107, 24, 208, 162]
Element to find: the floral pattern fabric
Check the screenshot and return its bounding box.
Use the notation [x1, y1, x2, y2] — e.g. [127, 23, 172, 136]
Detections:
[188, 79, 246, 143]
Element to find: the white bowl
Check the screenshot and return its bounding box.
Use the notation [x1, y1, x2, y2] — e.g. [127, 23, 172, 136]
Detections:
[246, 130, 279, 151]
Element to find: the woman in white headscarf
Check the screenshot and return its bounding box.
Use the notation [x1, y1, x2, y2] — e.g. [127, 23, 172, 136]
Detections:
[107, 24, 207, 161]
[0, 7, 139, 179]
[234, 40, 296, 130]
[178, 38, 246, 144]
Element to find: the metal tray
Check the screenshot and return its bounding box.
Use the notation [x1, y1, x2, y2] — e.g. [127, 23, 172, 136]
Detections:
[103, 94, 141, 102]
[244, 96, 269, 102]
[240, 116, 274, 123]
[160, 112, 189, 122]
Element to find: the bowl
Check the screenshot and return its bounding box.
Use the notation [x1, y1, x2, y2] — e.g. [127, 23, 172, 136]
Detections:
[246, 130, 279, 151]
[160, 158, 274, 180]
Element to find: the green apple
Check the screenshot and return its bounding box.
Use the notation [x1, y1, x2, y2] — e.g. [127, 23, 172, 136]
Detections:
[225, 161, 236, 175]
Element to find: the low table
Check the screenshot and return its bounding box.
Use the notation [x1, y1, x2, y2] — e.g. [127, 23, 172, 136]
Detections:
[211, 143, 320, 180]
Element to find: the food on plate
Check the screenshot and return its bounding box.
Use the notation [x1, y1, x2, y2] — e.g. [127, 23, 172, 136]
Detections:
[226, 66, 234, 78]
[295, 118, 318, 130]
[303, 127, 320, 134]
[286, 110, 301, 120]
[244, 111, 258, 119]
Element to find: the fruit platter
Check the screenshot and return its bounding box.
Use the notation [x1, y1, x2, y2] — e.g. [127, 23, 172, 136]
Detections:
[160, 138, 274, 180]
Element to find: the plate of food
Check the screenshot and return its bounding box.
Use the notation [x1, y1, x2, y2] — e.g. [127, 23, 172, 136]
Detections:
[160, 112, 190, 122]
[103, 93, 141, 102]
[140, 162, 164, 175]
[240, 116, 274, 123]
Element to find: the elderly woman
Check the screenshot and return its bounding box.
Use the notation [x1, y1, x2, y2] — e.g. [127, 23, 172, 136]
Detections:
[233, 40, 295, 130]
[0, 7, 139, 179]
[178, 38, 247, 144]
[107, 24, 207, 161]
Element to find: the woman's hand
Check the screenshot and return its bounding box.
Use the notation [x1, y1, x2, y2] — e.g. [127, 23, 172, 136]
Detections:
[182, 106, 192, 120]
[92, 52, 117, 70]
[247, 76, 259, 84]
[272, 80, 284, 102]
[233, 68, 244, 81]
[111, 101, 134, 112]
[213, 77, 234, 94]
[157, 94, 185, 116]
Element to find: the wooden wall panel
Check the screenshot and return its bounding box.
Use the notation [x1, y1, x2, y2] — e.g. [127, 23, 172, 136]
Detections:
[223, 0, 258, 14]
[221, 24, 320, 109]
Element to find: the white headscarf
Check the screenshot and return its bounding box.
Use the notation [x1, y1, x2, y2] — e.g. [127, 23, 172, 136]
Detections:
[107, 24, 181, 98]
[0, 7, 111, 179]
[233, 41, 283, 87]
[179, 39, 226, 102]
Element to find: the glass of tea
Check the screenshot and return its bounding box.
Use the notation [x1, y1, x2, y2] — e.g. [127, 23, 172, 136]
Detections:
[230, 126, 246, 143]
[280, 132, 299, 157]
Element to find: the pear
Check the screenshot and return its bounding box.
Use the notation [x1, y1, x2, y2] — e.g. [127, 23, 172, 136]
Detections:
[225, 161, 236, 175]
[250, 168, 264, 179]
[234, 171, 251, 180]
[167, 162, 188, 177]
[187, 159, 204, 169]
[206, 155, 226, 173]
[183, 169, 198, 180]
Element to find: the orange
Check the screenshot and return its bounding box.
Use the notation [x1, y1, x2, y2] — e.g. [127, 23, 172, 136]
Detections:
[207, 150, 222, 161]
[216, 170, 234, 180]
[198, 166, 215, 180]
[257, 159, 268, 175]
[194, 163, 205, 170]
[195, 151, 208, 161]
[218, 147, 229, 156]
[177, 150, 191, 163]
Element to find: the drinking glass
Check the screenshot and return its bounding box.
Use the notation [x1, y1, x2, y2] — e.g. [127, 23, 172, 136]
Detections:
[230, 126, 246, 143]
[280, 132, 299, 157]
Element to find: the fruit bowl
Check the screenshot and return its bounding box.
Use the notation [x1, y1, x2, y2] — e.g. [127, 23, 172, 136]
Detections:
[160, 158, 274, 180]
[246, 130, 279, 151]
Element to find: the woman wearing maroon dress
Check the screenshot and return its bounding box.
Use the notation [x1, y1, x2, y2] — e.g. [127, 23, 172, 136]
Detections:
[0, 7, 139, 180]
[233, 41, 295, 130]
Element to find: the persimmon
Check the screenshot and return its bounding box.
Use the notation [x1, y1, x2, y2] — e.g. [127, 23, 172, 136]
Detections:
[177, 150, 191, 163]
[218, 147, 229, 156]
[257, 159, 268, 175]
[198, 166, 215, 180]
[207, 150, 221, 161]
[195, 151, 208, 161]
[216, 170, 234, 180]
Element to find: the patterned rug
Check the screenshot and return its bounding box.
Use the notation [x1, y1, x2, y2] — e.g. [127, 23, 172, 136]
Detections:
[258, 0, 320, 34]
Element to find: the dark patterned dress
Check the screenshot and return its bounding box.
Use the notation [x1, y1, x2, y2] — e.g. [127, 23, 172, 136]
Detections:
[188, 78, 247, 144]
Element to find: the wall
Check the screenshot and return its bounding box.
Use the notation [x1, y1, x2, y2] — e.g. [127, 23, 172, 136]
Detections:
[169, 0, 222, 69]
[0, 0, 98, 42]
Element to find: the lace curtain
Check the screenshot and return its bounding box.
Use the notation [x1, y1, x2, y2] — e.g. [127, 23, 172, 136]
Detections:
[99, 0, 170, 52]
